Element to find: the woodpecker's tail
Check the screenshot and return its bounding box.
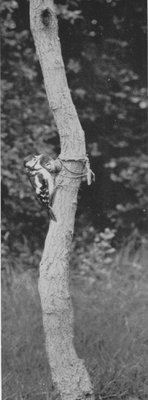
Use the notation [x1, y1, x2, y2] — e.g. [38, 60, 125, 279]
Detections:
[48, 206, 57, 222]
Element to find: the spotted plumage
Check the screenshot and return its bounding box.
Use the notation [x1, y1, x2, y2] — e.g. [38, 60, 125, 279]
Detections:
[24, 154, 56, 221]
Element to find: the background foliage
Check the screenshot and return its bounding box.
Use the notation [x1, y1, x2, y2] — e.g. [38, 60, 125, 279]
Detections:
[1, 0, 147, 268]
[1, 2, 148, 399]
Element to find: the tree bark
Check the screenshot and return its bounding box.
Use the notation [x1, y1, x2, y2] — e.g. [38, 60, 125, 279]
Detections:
[30, 1, 94, 399]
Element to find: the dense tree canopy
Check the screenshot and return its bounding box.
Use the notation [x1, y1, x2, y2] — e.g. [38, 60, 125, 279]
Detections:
[1, 0, 147, 271]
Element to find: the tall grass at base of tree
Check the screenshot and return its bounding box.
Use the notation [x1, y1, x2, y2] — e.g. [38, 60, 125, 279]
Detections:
[2, 239, 148, 400]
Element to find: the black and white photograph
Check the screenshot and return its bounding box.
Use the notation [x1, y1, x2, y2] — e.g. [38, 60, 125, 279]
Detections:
[1, 0, 147, 399]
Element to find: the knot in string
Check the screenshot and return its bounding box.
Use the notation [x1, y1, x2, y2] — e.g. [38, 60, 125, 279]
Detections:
[58, 156, 95, 186]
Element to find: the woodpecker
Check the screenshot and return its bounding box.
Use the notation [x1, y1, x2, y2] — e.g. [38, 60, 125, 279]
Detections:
[24, 154, 57, 221]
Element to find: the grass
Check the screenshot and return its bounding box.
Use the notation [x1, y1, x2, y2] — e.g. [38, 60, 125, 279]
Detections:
[2, 241, 148, 400]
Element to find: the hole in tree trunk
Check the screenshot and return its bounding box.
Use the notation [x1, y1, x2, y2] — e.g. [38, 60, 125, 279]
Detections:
[41, 9, 51, 27]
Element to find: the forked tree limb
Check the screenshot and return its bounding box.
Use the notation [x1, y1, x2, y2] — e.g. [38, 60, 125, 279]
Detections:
[29, 1, 95, 399]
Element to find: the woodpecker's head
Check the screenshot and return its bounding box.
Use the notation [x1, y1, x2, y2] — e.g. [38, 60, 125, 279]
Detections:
[24, 154, 51, 171]
[24, 154, 43, 171]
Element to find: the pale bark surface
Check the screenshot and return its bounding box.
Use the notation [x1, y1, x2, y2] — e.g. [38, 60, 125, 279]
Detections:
[30, 1, 94, 399]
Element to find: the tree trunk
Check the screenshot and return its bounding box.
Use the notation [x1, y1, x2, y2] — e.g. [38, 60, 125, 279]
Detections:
[30, 1, 94, 399]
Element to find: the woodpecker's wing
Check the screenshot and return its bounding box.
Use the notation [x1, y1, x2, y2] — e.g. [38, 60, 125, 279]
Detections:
[26, 170, 56, 221]
[35, 173, 49, 204]
[26, 171, 47, 206]
[37, 174, 57, 221]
